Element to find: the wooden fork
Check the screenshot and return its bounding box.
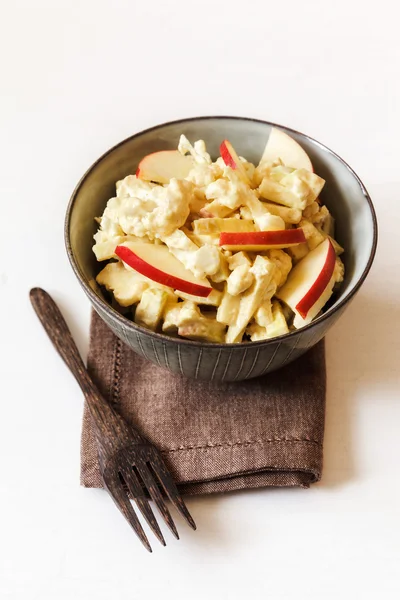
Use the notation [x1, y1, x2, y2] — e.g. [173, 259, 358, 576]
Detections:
[30, 288, 196, 552]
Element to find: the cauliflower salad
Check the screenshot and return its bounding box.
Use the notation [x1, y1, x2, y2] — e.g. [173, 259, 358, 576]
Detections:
[93, 129, 345, 343]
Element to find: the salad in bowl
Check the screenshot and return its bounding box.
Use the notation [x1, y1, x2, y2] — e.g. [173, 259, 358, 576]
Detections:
[93, 128, 344, 344]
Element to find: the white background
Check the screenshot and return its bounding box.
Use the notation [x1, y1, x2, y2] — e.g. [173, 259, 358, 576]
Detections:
[1, 1, 399, 598]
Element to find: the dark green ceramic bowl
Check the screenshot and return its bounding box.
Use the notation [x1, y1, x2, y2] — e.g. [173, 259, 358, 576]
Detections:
[65, 117, 377, 381]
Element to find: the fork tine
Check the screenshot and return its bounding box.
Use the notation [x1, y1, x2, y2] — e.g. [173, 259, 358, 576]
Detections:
[121, 465, 166, 547]
[150, 455, 197, 531]
[104, 474, 152, 553]
[136, 463, 179, 540]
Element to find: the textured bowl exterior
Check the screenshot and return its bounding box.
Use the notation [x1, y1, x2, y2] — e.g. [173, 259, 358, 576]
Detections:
[89, 296, 347, 381]
[65, 117, 377, 381]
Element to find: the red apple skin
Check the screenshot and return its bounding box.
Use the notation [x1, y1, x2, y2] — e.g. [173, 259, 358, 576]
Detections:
[295, 240, 336, 318]
[219, 228, 306, 248]
[220, 140, 237, 169]
[220, 140, 250, 184]
[115, 245, 212, 298]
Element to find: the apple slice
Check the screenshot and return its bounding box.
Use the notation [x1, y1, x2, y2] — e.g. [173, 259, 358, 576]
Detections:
[193, 217, 255, 235]
[136, 150, 194, 184]
[220, 140, 251, 184]
[200, 201, 235, 219]
[115, 243, 212, 297]
[276, 238, 336, 326]
[260, 127, 313, 172]
[219, 228, 306, 251]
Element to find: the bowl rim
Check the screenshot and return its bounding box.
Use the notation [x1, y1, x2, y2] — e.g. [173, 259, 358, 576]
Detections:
[65, 115, 378, 348]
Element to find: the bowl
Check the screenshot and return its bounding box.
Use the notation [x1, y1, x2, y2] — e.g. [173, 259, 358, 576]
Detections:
[65, 116, 377, 381]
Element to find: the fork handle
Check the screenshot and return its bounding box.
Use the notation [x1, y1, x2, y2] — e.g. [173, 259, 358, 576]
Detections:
[29, 288, 145, 446]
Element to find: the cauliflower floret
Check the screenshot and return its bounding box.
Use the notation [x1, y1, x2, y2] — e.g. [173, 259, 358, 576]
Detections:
[254, 299, 273, 327]
[210, 253, 230, 283]
[305, 206, 343, 256]
[205, 178, 243, 211]
[227, 264, 254, 296]
[92, 228, 152, 261]
[193, 140, 212, 162]
[116, 175, 156, 199]
[287, 242, 309, 263]
[98, 178, 193, 240]
[93, 235, 144, 262]
[300, 218, 325, 250]
[236, 183, 287, 232]
[191, 245, 221, 277]
[303, 207, 343, 255]
[146, 179, 193, 236]
[187, 188, 208, 214]
[93, 229, 117, 246]
[302, 201, 320, 221]
[280, 169, 325, 203]
[203, 167, 258, 215]
[161, 228, 198, 252]
[253, 159, 283, 186]
[228, 251, 252, 270]
[96, 261, 174, 307]
[186, 163, 223, 188]
[178, 320, 225, 343]
[178, 135, 211, 165]
[93, 237, 124, 261]
[162, 298, 182, 334]
[201, 167, 256, 217]
[312, 226, 344, 256]
[261, 201, 302, 225]
[135, 288, 170, 331]
[96, 261, 149, 307]
[161, 229, 220, 278]
[239, 205, 253, 220]
[175, 301, 226, 343]
[334, 256, 345, 283]
[316, 206, 335, 236]
[268, 249, 293, 288]
[246, 323, 268, 342]
[256, 213, 285, 232]
[259, 165, 325, 210]
[96, 212, 125, 239]
[225, 255, 276, 343]
[247, 300, 289, 341]
[111, 196, 156, 238]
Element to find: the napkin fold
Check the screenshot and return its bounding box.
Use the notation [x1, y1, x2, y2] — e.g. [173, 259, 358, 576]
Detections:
[81, 311, 326, 495]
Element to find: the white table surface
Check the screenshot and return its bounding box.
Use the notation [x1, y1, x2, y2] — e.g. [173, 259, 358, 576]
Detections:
[1, 1, 399, 598]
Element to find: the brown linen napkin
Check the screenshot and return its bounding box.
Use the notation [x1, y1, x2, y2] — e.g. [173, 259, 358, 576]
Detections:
[81, 310, 326, 495]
